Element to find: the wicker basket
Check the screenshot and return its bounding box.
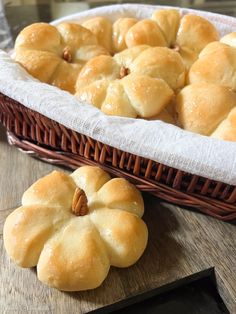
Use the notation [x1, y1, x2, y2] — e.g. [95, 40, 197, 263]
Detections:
[1, 92, 236, 221]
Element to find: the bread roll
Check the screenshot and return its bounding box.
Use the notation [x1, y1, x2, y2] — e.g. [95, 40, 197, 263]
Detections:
[112, 17, 138, 53]
[129, 47, 185, 90]
[176, 83, 236, 135]
[188, 42, 236, 91]
[82, 17, 112, 53]
[76, 80, 109, 109]
[15, 22, 61, 53]
[75, 55, 120, 90]
[126, 19, 167, 48]
[4, 166, 148, 291]
[102, 74, 173, 118]
[211, 107, 236, 141]
[101, 79, 137, 118]
[113, 45, 150, 68]
[75, 47, 177, 118]
[151, 9, 180, 46]
[176, 14, 219, 53]
[14, 22, 109, 93]
[124, 10, 219, 69]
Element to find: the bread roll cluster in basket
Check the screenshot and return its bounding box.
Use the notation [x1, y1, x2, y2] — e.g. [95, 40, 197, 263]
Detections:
[3, 166, 148, 291]
[13, 8, 236, 141]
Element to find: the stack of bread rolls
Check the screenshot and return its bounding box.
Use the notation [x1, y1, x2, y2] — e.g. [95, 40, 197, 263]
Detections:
[13, 8, 236, 141]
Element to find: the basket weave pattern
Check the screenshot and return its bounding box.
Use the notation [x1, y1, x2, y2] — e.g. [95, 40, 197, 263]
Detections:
[1, 93, 236, 221]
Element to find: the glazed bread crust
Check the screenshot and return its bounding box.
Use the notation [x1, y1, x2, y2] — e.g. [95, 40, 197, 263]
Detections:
[4, 166, 148, 291]
[14, 22, 109, 93]
[176, 83, 236, 136]
[75, 46, 187, 118]
[189, 39, 236, 91]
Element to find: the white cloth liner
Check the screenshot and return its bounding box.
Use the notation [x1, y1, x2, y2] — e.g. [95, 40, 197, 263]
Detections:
[1, 4, 236, 185]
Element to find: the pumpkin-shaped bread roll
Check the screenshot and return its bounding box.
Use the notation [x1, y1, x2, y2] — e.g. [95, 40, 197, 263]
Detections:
[4, 166, 148, 291]
[14, 23, 109, 93]
[125, 9, 219, 69]
[75, 45, 188, 118]
[176, 83, 236, 136]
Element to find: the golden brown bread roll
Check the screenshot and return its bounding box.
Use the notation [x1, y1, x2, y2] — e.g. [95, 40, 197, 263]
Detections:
[76, 45, 185, 90]
[14, 22, 109, 93]
[125, 9, 219, 69]
[101, 74, 174, 118]
[112, 17, 138, 53]
[113, 45, 150, 68]
[151, 9, 180, 46]
[76, 55, 120, 89]
[126, 19, 167, 48]
[82, 16, 138, 54]
[82, 16, 112, 53]
[211, 107, 236, 141]
[128, 46, 185, 90]
[4, 166, 148, 291]
[176, 14, 219, 54]
[75, 46, 185, 118]
[176, 83, 236, 136]
[188, 42, 236, 90]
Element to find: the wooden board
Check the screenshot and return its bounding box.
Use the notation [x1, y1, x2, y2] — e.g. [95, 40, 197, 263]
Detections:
[0, 125, 236, 313]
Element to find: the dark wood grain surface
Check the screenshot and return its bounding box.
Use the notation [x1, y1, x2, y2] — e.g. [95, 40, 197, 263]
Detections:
[0, 124, 236, 313]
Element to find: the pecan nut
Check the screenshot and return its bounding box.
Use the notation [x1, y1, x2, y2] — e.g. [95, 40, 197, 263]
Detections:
[72, 187, 88, 216]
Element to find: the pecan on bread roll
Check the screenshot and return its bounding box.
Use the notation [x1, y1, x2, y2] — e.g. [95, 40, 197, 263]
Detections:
[125, 9, 219, 69]
[14, 22, 109, 93]
[75, 45, 187, 119]
[3, 166, 148, 291]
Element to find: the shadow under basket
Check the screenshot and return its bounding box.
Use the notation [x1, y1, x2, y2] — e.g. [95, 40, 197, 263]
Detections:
[1, 92, 236, 221]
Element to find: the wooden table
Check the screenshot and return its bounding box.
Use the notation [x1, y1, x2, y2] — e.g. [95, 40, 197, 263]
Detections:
[0, 124, 236, 313]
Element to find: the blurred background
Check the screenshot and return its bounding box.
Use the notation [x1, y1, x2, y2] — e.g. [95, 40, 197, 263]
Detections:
[1, 0, 236, 49]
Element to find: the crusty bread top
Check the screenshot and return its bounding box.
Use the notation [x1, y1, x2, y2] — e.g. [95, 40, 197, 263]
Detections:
[176, 83, 236, 136]
[189, 42, 236, 91]
[4, 166, 148, 291]
[75, 44, 189, 118]
[82, 16, 113, 53]
[14, 22, 109, 93]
